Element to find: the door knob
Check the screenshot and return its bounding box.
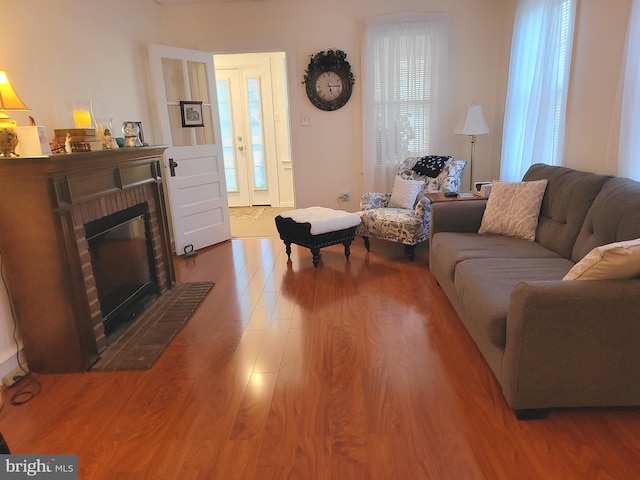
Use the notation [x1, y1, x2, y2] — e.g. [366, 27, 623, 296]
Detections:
[169, 158, 178, 177]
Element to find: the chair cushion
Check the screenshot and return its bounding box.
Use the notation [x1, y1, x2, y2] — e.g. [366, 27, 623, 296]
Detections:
[356, 207, 427, 245]
[388, 176, 424, 209]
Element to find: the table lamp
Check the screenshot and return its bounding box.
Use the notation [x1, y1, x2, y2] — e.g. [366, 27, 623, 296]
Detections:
[0, 70, 29, 157]
[454, 102, 489, 190]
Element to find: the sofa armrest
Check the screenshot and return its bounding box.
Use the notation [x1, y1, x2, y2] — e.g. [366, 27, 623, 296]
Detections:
[360, 192, 390, 210]
[501, 279, 640, 410]
[429, 200, 487, 235]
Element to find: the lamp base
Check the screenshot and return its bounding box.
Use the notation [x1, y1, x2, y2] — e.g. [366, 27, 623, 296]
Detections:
[0, 118, 19, 157]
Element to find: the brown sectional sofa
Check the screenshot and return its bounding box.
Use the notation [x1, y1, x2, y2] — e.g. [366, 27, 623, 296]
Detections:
[429, 164, 640, 419]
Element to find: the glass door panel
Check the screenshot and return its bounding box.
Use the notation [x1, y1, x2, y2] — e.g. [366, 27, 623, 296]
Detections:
[217, 79, 237, 192]
[246, 77, 266, 190]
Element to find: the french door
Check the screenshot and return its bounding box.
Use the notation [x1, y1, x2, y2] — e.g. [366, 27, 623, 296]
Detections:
[215, 54, 279, 207]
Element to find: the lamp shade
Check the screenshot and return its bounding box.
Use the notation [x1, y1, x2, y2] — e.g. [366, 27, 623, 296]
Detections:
[0, 70, 28, 111]
[454, 104, 489, 136]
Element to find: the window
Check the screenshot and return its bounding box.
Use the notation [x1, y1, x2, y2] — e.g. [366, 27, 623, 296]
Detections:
[500, 0, 576, 181]
[362, 15, 451, 192]
[619, 0, 640, 181]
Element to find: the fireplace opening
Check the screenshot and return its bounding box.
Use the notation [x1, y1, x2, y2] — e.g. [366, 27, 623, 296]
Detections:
[85, 203, 159, 340]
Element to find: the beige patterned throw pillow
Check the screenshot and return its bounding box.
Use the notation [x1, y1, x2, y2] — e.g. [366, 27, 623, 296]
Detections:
[478, 179, 548, 241]
[563, 238, 640, 280]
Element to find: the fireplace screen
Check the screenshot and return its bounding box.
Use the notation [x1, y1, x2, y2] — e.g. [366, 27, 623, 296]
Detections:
[85, 204, 158, 337]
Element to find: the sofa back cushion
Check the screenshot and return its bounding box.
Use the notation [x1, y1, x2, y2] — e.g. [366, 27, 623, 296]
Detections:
[522, 164, 611, 259]
[572, 177, 640, 262]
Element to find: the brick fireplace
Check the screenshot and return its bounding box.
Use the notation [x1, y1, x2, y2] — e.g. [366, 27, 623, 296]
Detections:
[73, 182, 171, 352]
[0, 147, 175, 373]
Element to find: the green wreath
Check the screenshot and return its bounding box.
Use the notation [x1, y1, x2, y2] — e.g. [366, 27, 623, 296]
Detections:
[302, 49, 355, 86]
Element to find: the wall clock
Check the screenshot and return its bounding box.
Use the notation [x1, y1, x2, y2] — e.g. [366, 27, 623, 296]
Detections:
[303, 49, 355, 111]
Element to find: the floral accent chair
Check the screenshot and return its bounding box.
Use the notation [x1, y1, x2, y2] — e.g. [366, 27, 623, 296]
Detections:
[355, 156, 467, 260]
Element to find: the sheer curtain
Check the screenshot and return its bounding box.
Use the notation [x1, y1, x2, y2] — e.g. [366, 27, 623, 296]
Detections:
[500, 0, 576, 181]
[362, 14, 451, 192]
[619, 0, 640, 181]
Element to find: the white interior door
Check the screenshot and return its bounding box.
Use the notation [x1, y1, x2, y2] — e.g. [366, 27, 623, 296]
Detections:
[215, 54, 279, 207]
[148, 44, 230, 255]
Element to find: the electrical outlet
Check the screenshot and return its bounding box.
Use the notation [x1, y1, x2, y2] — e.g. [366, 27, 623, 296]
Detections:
[2, 366, 26, 387]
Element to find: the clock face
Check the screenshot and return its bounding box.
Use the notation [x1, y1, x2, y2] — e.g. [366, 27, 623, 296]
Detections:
[305, 67, 353, 111]
[315, 71, 343, 102]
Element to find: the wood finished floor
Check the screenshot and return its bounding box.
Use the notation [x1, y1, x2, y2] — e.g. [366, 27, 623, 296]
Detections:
[1, 237, 640, 479]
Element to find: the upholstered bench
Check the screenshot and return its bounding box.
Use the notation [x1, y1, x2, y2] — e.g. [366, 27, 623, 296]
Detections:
[275, 207, 361, 267]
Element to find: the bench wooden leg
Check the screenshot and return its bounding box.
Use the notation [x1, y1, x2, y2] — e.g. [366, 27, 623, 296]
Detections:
[363, 236, 370, 251]
[343, 240, 352, 260]
[284, 241, 292, 260]
[311, 247, 321, 267]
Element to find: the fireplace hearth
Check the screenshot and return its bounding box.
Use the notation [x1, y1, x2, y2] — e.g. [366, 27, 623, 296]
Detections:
[0, 147, 175, 373]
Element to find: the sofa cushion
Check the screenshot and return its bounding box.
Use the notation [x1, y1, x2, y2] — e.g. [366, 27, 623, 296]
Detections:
[430, 232, 565, 284]
[564, 238, 640, 280]
[454, 257, 575, 348]
[523, 163, 611, 259]
[479, 180, 548, 241]
[388, 176, 424, 209]
[572, 177, 640, 262]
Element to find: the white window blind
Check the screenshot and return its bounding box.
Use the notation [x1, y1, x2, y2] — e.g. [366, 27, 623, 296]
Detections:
[363, 14, 451, 192]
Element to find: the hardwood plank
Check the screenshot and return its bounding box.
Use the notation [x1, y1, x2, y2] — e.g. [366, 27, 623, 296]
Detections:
[1, 238, 640, 479]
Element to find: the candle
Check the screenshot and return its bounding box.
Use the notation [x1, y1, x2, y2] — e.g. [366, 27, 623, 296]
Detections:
[73, 110, 92, 129]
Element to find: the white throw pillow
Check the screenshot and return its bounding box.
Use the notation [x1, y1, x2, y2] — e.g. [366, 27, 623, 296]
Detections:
[478, 179, 548, 241]
[388, 176, 424, 209]
[563, 238, 640, 280]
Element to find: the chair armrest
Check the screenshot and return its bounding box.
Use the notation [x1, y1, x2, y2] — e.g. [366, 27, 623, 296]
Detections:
[502, 279, 640, 410]
[429, 200, 487, 235]
[360, 192, 390, 210]
[415, 196, 430, 218]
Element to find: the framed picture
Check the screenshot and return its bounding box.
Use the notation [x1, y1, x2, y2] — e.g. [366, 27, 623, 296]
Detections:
[180, 101, 204, 127]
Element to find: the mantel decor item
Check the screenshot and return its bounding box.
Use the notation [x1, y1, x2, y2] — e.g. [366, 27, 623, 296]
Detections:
[66, 100, 96, 129]
[0, 69, 29, 157]
[122, 121, 143, 147]
[303, 49, 355, 111]
[180, 101, 204, 127]
[96, 117, 118, 150]
[454, 102, 490, 190]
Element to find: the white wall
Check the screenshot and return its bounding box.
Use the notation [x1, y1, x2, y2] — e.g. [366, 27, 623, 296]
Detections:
[156, 0, 510, 204]
[564, 0, 632, 175]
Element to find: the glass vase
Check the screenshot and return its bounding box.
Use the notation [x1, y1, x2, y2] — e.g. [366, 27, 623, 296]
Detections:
[66, 100, 96, 129]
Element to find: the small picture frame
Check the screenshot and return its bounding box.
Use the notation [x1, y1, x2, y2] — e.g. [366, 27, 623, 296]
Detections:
[180, 101, 204, 127]
[131, 121, 146, 145]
